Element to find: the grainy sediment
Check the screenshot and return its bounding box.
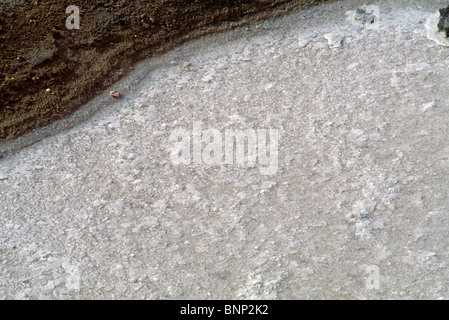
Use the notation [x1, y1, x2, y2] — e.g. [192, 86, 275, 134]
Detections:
[0, 0, 331, 142]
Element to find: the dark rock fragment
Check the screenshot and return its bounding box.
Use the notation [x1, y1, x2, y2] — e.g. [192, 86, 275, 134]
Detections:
[438, 7, 449, 37]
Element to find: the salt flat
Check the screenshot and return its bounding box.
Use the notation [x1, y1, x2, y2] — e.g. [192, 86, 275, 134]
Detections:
[1, 0, 449, 299]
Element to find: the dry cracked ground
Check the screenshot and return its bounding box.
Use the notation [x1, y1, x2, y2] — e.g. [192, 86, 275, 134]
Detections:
[1, 0, 449, 299]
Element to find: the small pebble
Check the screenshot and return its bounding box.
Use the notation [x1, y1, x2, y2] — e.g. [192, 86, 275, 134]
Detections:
[110, 90, 120, 98]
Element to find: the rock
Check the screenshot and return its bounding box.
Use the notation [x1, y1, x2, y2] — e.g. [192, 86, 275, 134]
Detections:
[438, 7, 449, 37]
[110, 90, 120, 98]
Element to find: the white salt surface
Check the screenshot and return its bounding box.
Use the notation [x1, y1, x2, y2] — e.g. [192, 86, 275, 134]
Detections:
[1, 0, 449, 299]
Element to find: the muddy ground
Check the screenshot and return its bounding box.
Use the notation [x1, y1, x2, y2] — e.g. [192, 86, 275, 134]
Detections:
[0, 0, 330, 142]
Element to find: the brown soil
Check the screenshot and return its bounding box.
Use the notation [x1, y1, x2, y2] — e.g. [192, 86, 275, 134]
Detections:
[0, 0, 329, 142]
